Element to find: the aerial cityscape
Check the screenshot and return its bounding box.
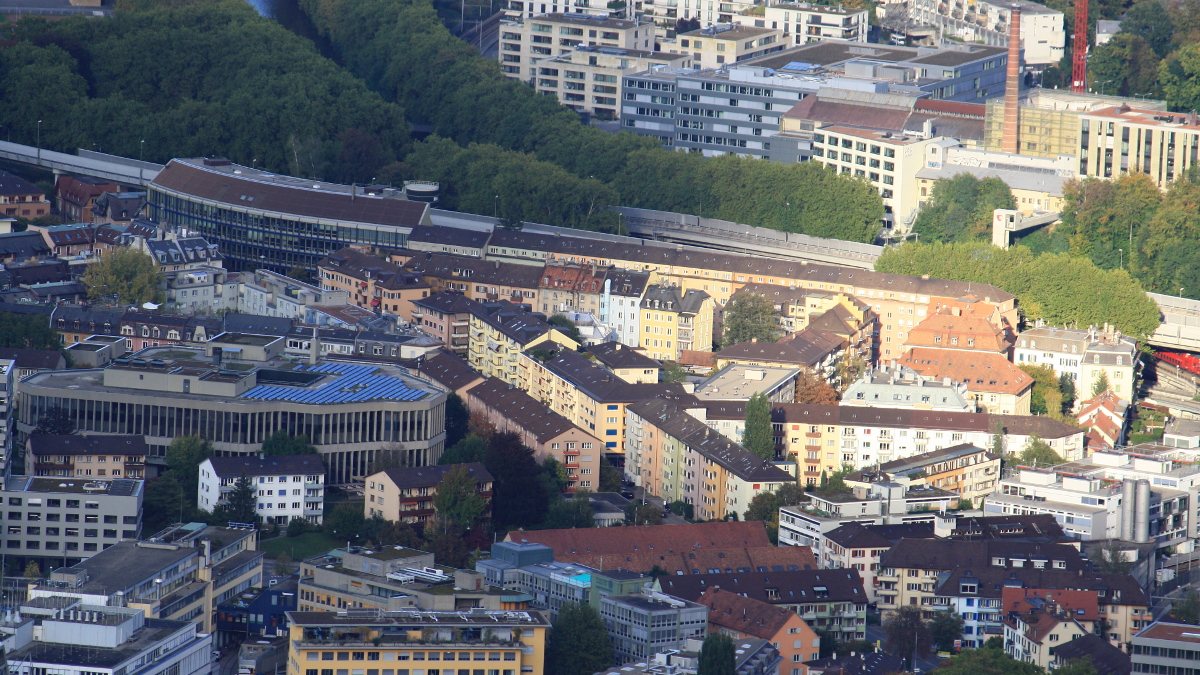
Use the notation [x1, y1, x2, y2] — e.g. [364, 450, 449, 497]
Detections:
[0, 0, 1197, 674]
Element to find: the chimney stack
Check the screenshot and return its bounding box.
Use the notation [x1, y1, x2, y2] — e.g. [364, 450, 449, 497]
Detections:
[1002, 4, 1022, 154]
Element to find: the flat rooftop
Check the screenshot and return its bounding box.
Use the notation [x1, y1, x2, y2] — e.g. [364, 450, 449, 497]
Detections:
[682, 24, 779, 39]
[695, 364, 797, 401]
[211, 332, 280, 346]
[40, 542, 198, 596]
[527, 12, 649, 28]
[6, 476, 142, 496]
[768, 1, 865, 14]
[8, 619, 193, 668]
[288, 610, 550, 627]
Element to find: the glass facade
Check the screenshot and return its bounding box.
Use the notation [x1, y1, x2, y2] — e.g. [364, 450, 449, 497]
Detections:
[147, 188, 412, 273]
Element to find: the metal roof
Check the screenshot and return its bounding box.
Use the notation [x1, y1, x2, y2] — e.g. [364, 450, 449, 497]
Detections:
[240, 363, 428, 404]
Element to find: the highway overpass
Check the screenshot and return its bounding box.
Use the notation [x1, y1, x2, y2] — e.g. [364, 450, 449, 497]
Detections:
[1147, 292, 1200, 352]
[0, 141, 162, 186]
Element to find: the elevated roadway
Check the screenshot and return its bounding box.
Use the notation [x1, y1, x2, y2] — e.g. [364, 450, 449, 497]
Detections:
[0, 141, 163, 187]
[1147, 292, 1200, 353]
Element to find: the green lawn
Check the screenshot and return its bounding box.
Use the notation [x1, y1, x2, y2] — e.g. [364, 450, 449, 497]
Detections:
[260, 532, 340, 560]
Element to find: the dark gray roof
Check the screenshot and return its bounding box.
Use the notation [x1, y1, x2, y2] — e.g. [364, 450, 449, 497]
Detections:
[0, 169, 44, 197]
[206, 455, 325, 479]
[934, 566, 1149, 606]
[536, 348, 696, 403]
[223, 313, 294, 336]
[628, 397, 794, 483]
[806, 652, 906, 675]
[881, 539, 1086, 572]
[585, 341, 660, 370]
[988, 413, 1084, 440]
[716, 328, 845, 367]
[29, 434, 147, 456]
[408, 225, 491, 250]
[56, 540, 200, 594]
[824, 522, 934, 550]
[405, 252, 543, 289]
[468, 378, 580, 442]
[412, 350, 483, 392]
[0, 232, 51, 258]
[602, 268, 651, 297]
[470, 301, 554, 344]
[413, 290, 478, 315]
[379, 462, 493, 489]
[1053, 634, 1132, 675]
[659, 568, 866, 605]
[641, 284, 709, 315]
[0, 347, 66, 370]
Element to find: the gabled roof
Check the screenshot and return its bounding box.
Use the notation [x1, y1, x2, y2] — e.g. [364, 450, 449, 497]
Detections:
[413, 290, 478, 315]
[905, 312, 1013, 353]
[206, 454, 326, 479]
[470, 300, 555, 345]
[467, 377, 583, 443]
[717, 327, 845, 367]
[805, 652, 906, 675]
[557, 544, 816, 577]
[407, 225, 490, 250]
[0, 348, 66, 371]
[824, 522, 934, 550]
[659, 568, 866, 605]
[0, 232, 51, 258]
[537, 349, 696, 403]
[585, 341, 659, 370]
[1053, 634, 1131, 675]
[412, 350, 483, 393]
[881, 539, 1086, 572]
[405, 252, 543, 289]
[934, 567, 1148, 606]
[899, 347, 1033, 395]
[0, 170, 44, 197]
[696, 587, 805, 640]
[379, 462, 493, 489]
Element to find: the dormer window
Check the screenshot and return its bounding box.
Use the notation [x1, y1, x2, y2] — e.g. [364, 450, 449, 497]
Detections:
[960, 581, 977, 594]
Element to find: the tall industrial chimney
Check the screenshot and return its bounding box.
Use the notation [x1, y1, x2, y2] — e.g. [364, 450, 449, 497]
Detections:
[308, 325, 320, 365]
[1001, 4, 1022, 155]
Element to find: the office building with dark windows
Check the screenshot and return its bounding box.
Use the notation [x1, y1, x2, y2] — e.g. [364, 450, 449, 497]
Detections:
[146, 158, 435, 273]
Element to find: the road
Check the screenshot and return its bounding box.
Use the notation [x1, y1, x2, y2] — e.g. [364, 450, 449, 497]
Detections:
[626, 485, 689, 524]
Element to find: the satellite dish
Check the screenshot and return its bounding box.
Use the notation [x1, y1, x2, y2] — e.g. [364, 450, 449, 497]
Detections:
[142, 302, 160, 310]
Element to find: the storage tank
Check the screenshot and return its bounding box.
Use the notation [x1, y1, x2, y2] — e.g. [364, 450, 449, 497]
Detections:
[404, 182, 440, 203]
[1120, 478, 1135, 541]
[1134, 479, 1151, 543]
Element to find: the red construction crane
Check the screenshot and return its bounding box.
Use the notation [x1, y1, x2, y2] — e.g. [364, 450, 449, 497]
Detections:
[1071, 0, 1088, 92]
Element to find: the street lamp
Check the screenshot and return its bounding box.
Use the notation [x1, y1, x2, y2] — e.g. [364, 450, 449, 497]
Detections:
[1099, 80, 1114, 96]
[494, 194, 499, 219]
[36, 119, 42, 162]
[1181, 288, 1186, 299]
[1118, 248, 1122, 269]
[140, 139, 145, 163]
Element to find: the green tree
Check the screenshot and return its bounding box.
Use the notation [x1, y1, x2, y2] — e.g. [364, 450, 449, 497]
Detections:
[1175, 589, 1200, 624]
[0, 311, 63, 350]
[796, 369, 839, 404]
[1059, 373, 1077, 411]
[1092, 370, 1112, 397]
[1019, 363, 1066, 420]
[544, 489, 596, 529]
[166, 435, 212, 495]
[934, 643, 1045, 675]
[218, 473, 258, 524]
[883, 606, 933, 669]
[484, 432, 548, 528]
[1161, 44, 1200, 112]
[262, 430, 318, 456]
[742, 392, 775, 461]
[23, 561, 40, 580]
[34, 405, 75, 436]
[440, 435, 488, 464]
[424, 518, 470, 567]
[431, 465, 488, 532]
[661, 362, 689, 383]
[547, 315, 582, 343]
[1016, 436, 1064, 467]
[324, 502, 367, 543]
[697, 632, 736, 675]
[275, 551, 294, 576]
[814, 466, 854, 498]
[1120, 0, 1174, 57]
[445, 393, 470, 449]
[913, 174, 1015, 243]
[1087, 33, 1163, 98]
[546, 602, 614, 675]
[142, 475, 187, 535]
[930, 610, 965, 652]
[82, 248, 163, 305]
[722, 293, 782, 346]
[599, 457, 623, 492]
[625, 502, 663, 526]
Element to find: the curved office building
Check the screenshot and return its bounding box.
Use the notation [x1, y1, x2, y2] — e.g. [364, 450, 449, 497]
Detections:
[146, 158, 433, 272]
[17, 347, 447, 484]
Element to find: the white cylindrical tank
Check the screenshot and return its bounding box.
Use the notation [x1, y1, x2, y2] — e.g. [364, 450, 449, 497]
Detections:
[1135, 479, 1151, 543]
[1120, 478, 1135, 541]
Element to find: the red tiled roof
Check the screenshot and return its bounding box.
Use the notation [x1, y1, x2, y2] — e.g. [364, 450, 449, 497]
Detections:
[697, 588, 807, 640]
[899, 348, 1033, 395]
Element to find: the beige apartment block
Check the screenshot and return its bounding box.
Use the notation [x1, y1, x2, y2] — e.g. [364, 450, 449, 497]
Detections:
[676, 24, 784, 69]
[535, 46, 689, 119]
[762, 3, 868, 45]
[499, 13, 656, 81]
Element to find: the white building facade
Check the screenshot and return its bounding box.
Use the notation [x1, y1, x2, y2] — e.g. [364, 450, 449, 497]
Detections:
[197, 455, 326, 525]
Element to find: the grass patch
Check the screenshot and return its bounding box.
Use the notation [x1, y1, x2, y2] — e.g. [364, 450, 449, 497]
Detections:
[260, 532, 340, 560]
[155, 350, 200, 359]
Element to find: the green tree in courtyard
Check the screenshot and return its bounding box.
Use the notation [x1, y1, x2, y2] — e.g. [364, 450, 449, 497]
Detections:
[722, 293, 781, 346]
[697, 633, 736, 675]
[82, 248, 163, 305]
[742, 392, 775, 461]
[546, 602, 613, 675]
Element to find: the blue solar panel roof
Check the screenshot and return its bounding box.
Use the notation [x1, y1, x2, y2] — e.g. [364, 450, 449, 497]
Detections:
[240, 363, 429, 404]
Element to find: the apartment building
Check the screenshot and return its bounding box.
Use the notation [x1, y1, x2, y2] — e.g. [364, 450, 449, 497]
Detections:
[908, 0, 1064, 67]
[598, 267, 651, 347]
[904, 308, 1014, 356]
[0, 475, 143, 570]
[676, 24, 784, 69]
[0, 169, 50, 219]
[6, 605, 212, 675]
[401, 257, 537, 313]
[586, 341, 660, 383]
[520, 347, 694, 453]
[365, 463, 493, 525]
[935, 566, 1150, 649]
[408, 291, 477, 356]
[697, 587, 820, 674]
[818, 522, 935, 602]
[465, 377, 603, 490]
[762, 2, 868, 44]
[982, 90, 1162, 159]
[1132, 623, 1200, 675]
[468, 300, 578, 385]
[624, 397, 795, 520]
[297, 546, 503, 612]
[239, 268, 349, 319]
[772, 402, 1085, 485]
[499, 13, 656, 80]
[28, 434, 148, 479]
[842, 366, 974, 412]
[1075, 106, 1200, 187]
[283, 610, 551, 675]
[600, 589, 709, 664]
[639, 284, 713, 361]
[1014, 326, 1139, 402]
[197, 455, 326, 525]
[658, 569, 867, 641]
[876, 538, 1085, 618]
[316, 248, 430, 317]
[1003, 588, 1095, 667]
[715, 328, 846, 380]
[482, 229, 1018, 355]
[899, 348, 1033, 414]
[536, 46, 688, 119]
[850, 443, 1001, 503]
[537, 263, 608, 317]
[29, 522, 263, 634]
[406, 225, 490, 258]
